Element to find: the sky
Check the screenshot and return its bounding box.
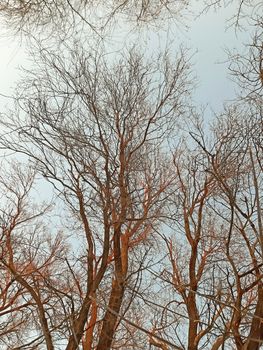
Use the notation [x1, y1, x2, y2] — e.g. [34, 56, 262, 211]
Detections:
[0, 3, 250, 117]
[0, 35, 27, 110]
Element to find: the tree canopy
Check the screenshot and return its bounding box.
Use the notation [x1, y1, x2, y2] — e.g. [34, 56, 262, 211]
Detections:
[0, 0, 262, 349]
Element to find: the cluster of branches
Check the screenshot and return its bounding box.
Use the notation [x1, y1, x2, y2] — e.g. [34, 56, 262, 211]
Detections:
[0, 0, 189, 38]
[0, 0, 262, 350]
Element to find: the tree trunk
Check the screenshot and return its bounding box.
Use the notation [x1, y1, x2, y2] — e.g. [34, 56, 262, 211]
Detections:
[66, 297, 92, 350]
[187, 291, 199, 350]
[96, 278, 125, 350]
[244, 286, 263, 350]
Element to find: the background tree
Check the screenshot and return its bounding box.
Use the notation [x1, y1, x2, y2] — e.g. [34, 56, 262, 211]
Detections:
[189, 109, 263, 349]
[0, 161, 68, 349]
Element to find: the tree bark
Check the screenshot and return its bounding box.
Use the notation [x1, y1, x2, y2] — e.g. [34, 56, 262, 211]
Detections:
[96, 279, 125, 350]
[244, 286, 263, 350]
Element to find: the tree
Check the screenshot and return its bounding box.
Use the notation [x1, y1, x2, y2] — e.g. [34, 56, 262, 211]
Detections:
[141, 135, 235, 350]
[188, 110, 263, 349]
[0, 46, 192, 349]
[0, 161, 68, 349]
[0, 0, 189, 39]
[203, 0, 262, 29]
[225, 8, 262, 107]
[130, 109, 263, 350]
[164, 145, 227, 350]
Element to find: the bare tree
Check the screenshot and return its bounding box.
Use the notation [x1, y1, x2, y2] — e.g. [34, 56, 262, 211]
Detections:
[188, 109, 263, 349]
[0, 0, 189, 39]
[141, 137, 234, 350]
[228, 27, 263, 105]
[203, 0, 262, 29]
[0, 45, 192, 349]
[132, 108, 263, 350]
[0, 160, 69, 349]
